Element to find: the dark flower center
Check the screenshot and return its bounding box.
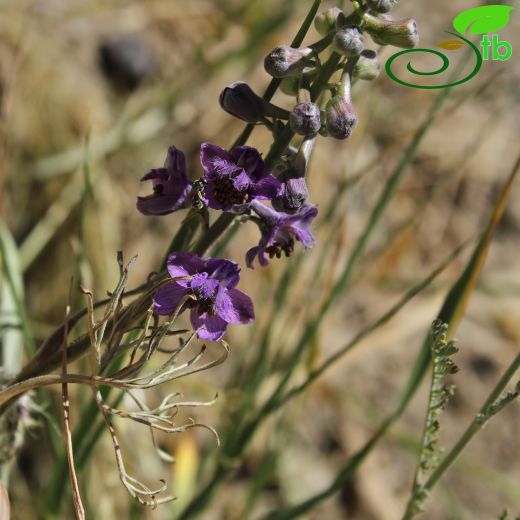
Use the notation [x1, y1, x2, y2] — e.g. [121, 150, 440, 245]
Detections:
[153, 184, 164, 195]
[186, 283, 218, 316]
[186, 295, 216, 315]
[198, 297, 216, 315]
[213, 177, 249, 207]
[266, 238, 295, 259]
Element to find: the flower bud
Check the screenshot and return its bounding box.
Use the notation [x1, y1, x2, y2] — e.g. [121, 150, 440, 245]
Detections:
[219, 81, 265, 122]
[365, 0, 398, 13]
[314, 7, 343, 35]
[326, 96, 358, 140]
[280, 76, 300, 96]
[289, 102, 321, 137]
[273, 176, 309, 213]
[333, 26, 364, 57]
[363, 14, 419, 49]
[219, 81, 289, 122]
[353, 50, 381, 80]
[273, 137, 315, 212]
[264, 45, 314, 78]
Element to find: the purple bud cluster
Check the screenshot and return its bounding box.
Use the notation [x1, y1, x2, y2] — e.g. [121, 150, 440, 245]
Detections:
[136, 1, 418, 341]
[215, 4, 417, 142]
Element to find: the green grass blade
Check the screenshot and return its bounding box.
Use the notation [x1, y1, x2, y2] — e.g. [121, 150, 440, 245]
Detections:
[0, 222, 25, 373]
[0, 220, 36, 357]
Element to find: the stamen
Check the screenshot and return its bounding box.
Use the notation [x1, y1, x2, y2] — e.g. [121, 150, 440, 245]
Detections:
[213, 177, 249, 206]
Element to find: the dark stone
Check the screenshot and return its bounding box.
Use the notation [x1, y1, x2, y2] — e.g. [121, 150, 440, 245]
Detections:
[98, 34, 156, 93]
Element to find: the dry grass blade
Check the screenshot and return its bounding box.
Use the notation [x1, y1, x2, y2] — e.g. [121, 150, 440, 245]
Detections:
[0, 482, 9, 520]
[439, 152, 520, 334]
[93, 390, 175, 508]
[61, 279, 85, 520]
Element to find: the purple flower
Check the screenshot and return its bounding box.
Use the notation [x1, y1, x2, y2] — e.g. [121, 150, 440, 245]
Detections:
[246, 200, 318, 268]
[200, 143, 282, 213]
[137, 146, 192, 215]
[153, 252, 255, 341]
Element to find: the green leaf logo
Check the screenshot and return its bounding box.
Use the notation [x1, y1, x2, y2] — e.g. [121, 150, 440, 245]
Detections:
[452, 5, 513, 35]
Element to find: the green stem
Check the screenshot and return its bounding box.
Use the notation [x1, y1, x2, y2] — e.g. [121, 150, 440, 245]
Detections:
[193, 212, 235, 256]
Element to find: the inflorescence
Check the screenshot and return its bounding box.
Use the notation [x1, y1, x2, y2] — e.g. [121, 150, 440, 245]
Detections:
[137, 0, 418, 342]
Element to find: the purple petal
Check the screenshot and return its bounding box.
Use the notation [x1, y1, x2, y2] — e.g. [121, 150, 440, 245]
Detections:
[201, 180, 225, 210]
[289, 204, 318, 248]
[229, 146, 266, 180]
[137, 148, 192, 216]
[140, 167, 169, 183]
[190, 274, 219, 300]
[293, 204, 318, 223]
[136, 193, 187, 216]
[246, 246, 269, 269]
[215, 287, 255, 324]
[205, 258, 240, 288]
[246, 247, 258, 269]
[249, 175, 283, 200]
[232, 170, 252, 190]
[200, 143, 239, 178]
[166, 252, 205, 279]
[250, 199, 282, 224]
[164, 146, 188, 183]
[153, 282, 189, 315]
[292, 227, 315, 248]
[190, 310, 228, 341]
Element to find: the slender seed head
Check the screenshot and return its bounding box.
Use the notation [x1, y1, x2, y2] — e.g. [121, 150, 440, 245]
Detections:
[264, 45, 314, 78]
[314, 7, 343, 35]
[219, 81, 265, 123]
[289, 102, 321, 137]
[365, 0, 398, 14]
[353, 50, 381, 80]
[333, 26, 364, 57]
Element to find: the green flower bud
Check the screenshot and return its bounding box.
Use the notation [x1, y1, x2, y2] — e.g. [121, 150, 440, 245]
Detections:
[326, 95, 358, 140]
[264, 45, 314, 78]
[365, 0, 398, 14]
[280, 76, 300, 96]
[289, 102, 321, 137]
[353, 50, 381, 80]
[363, 14, 419, 49]
[333, 26, 364, 57]
[314, 7, 343, 35]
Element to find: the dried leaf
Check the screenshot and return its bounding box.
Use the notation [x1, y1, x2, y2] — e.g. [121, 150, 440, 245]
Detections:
[0, 483, 10, 520]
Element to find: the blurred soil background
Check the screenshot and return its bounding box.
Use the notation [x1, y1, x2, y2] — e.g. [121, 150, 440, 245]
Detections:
[0, 0, 519, 518]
